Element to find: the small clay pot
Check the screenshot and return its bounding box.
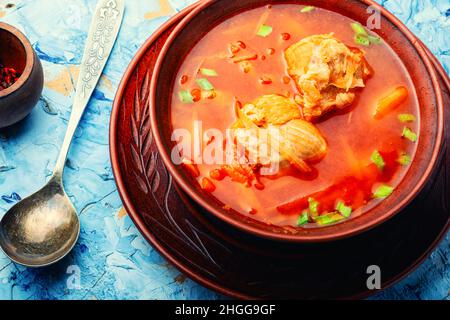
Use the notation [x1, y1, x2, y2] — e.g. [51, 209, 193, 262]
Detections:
[0, 22, 44, 129]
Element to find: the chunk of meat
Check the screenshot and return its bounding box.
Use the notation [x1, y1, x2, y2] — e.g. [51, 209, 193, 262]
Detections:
[279, 119, 327, 163]
[272, 119, 328, 172]
[294, 86, 356, 119]
[231, 97, 328, 173]
[241, 94, 302, 127]
[284, 34, 371, 120]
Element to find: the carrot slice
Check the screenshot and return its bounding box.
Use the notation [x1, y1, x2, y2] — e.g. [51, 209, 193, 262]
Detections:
[201, 177, 216, 192]
[209, 169, 226, 181]
[373, 86, 408, 119]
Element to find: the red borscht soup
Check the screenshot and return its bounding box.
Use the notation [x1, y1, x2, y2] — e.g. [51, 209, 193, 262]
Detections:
[170, 4, 419, 228]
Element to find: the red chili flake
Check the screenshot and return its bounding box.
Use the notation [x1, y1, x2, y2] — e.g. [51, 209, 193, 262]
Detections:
[248, 208, 258, 215]
[267, 4, 272, 9]
[281, 33, 291, 41]
[191, 88, 202, 102]
[261, 55, 266, 61]
[180, 75, 188, 85]
[0, 63, 21, 91]
[254, 182, 265, 190]
[210, 169, 225, 181]
[201, 177, 216, 192]
[282, 76, 291, 84]
[235, 100, 243, 109]
[206, 135, 216, 145]
[267, 48, 275, 55]
[236, 41, 246, 49]
[260, 76, 272, 85]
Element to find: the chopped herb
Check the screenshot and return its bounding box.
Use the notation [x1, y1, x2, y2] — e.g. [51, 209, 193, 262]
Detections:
[355, 34, 370, 46]
[368, 35, 382, 44]
[316, 212, 346, 226]
[373, 185, 394, 199]
[371, 150, 385, 170]
[297, 210, 309, 226]
[308, 197, 319, 218]
[398, 113, 416, 123]
[402, 127, 417, 142]
[196, 78, 214, 91]
[351, 22, 380, 46]
[200, 68, 218, 77]
[178, 90, 194, 103]
[351, 22, 368, 36]
[301, 6, 315, 13]
[336, 202, 352, 218]
[397, 153, 412, 166]
[257, 24, 273, 37]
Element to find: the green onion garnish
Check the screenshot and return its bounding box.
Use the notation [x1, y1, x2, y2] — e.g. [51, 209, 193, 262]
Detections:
[200, 68, 218, 77]
[336, 202, 352, 218]
[371, 150, 385, 170]
[315, 212, 346, 226]
[398, 114, 416, 123]
[368, 35, 382, 44]
[355, 34, 370, 46]
[351, 22, 380, 46]
[402, 127, 417, 142]
[397, 153, 412, 166]
[196, 78, 214, 91]
[297, 210, 309, 226]
[308, 197, 319, 218]
[301, 6, 315, 13]
[178, 90, 194, 103]
[373, 185, 394, 199]
[351, 22, 368, 36]
[257, 24, 273, 37]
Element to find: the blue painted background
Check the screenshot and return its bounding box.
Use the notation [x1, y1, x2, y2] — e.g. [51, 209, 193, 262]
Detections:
[0, 0, 448, 300]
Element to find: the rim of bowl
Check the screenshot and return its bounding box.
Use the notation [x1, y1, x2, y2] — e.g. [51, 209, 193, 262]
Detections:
[150, 0, 444, 243]
[0, 22, 35, 98]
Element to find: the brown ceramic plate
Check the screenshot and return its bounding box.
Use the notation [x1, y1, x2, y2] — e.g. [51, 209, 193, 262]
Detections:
[150, 0, 444, 242]
[110, 4, 450, 299]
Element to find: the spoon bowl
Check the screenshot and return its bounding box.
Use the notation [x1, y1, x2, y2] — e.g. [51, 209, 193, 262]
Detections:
[0, 176, 79, 267]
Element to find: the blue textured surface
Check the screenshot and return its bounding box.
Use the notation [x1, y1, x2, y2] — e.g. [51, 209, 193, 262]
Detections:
[0, 0, 448, 300]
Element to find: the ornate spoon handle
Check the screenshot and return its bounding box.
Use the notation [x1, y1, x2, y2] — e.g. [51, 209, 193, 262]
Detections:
[53, 0, 125, 178]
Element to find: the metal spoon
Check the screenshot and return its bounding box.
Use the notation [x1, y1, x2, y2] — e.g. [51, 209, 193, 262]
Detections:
[0, 0, 124, 267]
